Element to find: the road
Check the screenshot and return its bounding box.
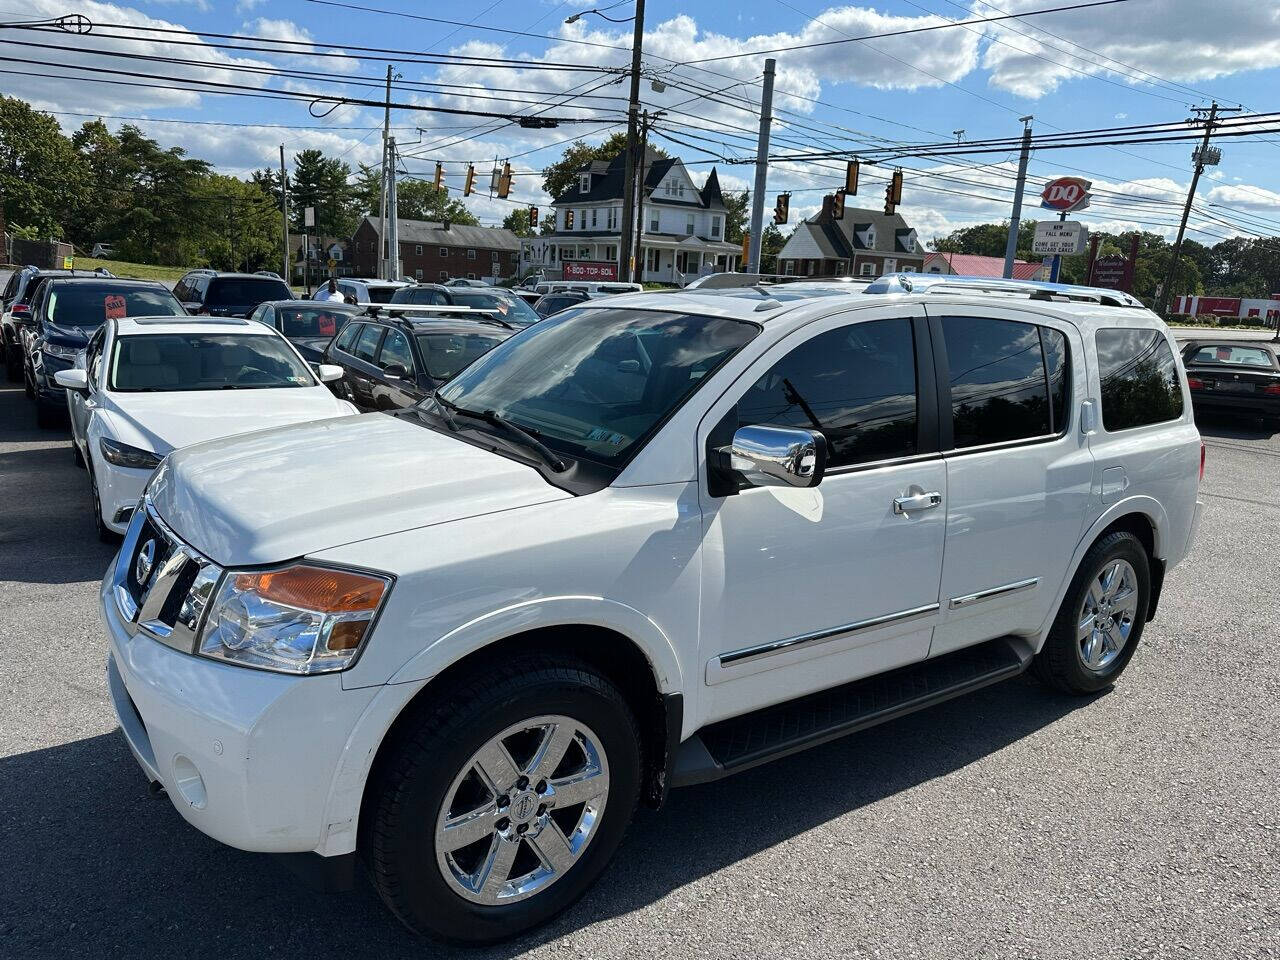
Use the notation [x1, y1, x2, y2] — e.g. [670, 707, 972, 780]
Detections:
[1, 374, 1279, 960]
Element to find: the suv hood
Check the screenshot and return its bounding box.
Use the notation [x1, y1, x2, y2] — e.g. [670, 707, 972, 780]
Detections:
[149, 412, 570, 566]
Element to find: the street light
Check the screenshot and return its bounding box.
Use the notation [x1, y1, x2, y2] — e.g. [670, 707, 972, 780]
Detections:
[565, 6, 636, 23]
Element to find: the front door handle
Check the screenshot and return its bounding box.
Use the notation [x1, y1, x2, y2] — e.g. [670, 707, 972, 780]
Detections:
[893, 491, 942, 514]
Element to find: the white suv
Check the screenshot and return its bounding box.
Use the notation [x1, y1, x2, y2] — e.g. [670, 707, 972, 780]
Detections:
[100, 275, 1203, 942]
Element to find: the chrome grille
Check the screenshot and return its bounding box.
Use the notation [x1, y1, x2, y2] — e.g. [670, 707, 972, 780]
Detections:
[113, 500, 223, 654]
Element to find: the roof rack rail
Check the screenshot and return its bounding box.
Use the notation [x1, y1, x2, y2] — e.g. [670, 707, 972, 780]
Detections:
[131, 315, 249, 325]
[360, 303, 515, 330]
[864, 273, 1144, 308]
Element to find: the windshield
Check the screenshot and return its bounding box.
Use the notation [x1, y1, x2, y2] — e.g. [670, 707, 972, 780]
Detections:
[1188, 345, 1275, 368]
[449, 290, 541, 327]
[390, 286, 448, 306]
[279, 306, 353, 338]
[48, 286, 183, 328]
[415, 331, 508, 380]
[208, 278, 291, 306]
[438, 307, 758, 468]
[109, 333, 315, 392]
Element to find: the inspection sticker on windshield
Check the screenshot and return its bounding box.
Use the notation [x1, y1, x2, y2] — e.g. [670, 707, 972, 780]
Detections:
[104, 294, 127, 319]
[586, 428, 625, 445]
[288, 376, 308, 383]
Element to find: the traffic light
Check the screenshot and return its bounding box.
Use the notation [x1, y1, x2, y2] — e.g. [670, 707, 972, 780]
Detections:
[844, 160, 859, 196]
[831, 190, 845, 220]
[497, 161, 512, 199]
[565, 209, 574, 229]
[433, 162, 443, 189]
[741, 230, 750, 263]
[890, 169, 903, 204]
[529, 206, 539, 228]
[883, 183, 895, 216]
[464, 164, 476, 196]
[773, 192, 790, 225]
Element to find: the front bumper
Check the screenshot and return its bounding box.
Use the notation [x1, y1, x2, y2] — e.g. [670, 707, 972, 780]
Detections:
[96, 461, 152, 534]
[101, 550, 379, 855]
[33, 351, 73, 402]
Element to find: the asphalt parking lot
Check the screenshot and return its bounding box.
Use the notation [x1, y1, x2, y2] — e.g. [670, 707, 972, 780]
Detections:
[1, 368, 1278, 959]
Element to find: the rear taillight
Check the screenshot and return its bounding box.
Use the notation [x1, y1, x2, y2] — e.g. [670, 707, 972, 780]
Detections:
[1263, 383, 1280, 397]
[11, 303, 29, 315]
[1200, 439, 1206, 482]
[1187, 376, 1205, 390]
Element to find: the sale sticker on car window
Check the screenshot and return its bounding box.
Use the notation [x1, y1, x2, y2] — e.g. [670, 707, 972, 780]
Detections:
[317, 315, 337, 336]
[105, 294, 127, 319]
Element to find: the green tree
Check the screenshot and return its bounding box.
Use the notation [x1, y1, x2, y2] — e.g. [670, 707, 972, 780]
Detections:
[0, 96, 88, 238]
[724, 189, 750, 243]
[503, 207, 534, 237]
[540, 132, 669, 199]
[932, 220, 1038, 260]
[290, 149, 355, 237]
[109, 126, 211, 265]
[188, 175, 280, 272]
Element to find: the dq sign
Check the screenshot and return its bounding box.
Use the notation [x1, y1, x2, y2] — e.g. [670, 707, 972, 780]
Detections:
[1041, 176, 1092, 213]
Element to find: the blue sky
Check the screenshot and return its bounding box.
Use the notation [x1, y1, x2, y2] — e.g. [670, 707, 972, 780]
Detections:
[4, 0, 1280, 244]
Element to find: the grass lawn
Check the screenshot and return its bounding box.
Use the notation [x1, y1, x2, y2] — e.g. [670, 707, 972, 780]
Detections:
[75, 257, 191, 284]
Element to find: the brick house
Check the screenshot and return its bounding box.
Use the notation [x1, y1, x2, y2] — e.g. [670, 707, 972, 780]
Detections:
[777, 197, 924, 279]
[351, 216, 522, 282]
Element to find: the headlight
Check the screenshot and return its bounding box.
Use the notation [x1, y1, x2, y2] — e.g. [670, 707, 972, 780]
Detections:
[100, 437, 163, 470]
[42, 342, 79, 359]
[197, 563, 392, 674]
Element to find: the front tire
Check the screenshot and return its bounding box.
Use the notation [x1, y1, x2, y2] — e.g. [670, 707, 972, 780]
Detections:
[1032, 531, 1150, 694]
[89, 469, 118, 543]
[366, 656, 641, 943]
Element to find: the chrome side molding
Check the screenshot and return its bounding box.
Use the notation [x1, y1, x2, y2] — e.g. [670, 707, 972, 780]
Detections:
[949, 577, 1040, 610]
[718, 603, 940, 669]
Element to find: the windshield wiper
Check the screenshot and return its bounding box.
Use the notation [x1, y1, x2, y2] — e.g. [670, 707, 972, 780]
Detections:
[422, 390, 460, 432]
[455, 406, 567, 473]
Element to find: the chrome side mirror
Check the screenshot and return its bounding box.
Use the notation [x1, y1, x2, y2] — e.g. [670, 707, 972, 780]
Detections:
[724, 424, 827, 489]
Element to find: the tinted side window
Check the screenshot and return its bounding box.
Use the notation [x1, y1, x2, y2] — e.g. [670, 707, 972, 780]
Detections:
[334, 322, 361, 353]
[737, 318, 918, 469]
[1042, 326, 1070, 433]
[354, 324, 384, 362]
[379, 329, 414, 372]
[1096, 328, 1184, 431]
[941, 316, 1049, 448]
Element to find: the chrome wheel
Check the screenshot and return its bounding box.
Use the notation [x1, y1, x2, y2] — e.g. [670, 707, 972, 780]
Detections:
[1078, 558, 1139, 673]
[435, 715, 610, 906]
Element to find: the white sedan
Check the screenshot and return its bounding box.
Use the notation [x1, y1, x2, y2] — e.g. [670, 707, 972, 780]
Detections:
[56, 316, 358, 540]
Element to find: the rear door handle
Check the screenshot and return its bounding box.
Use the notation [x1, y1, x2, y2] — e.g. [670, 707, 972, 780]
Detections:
[893, 491, 942, 514]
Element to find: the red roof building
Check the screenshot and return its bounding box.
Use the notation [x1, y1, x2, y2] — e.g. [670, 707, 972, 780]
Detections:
[924, 252, 1049, 281]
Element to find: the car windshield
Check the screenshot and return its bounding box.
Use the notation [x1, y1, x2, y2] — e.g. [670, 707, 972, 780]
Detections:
[109, 333, 315, 392]
[1188, 345, 1275, 368]
[436, 308, 758, 468]
[207, 278, 291, 305]
[415, 331, 508, 380]
[448, 290, 541, 327]
[47, 286, 184, 328]
[279, 306, 353, 338]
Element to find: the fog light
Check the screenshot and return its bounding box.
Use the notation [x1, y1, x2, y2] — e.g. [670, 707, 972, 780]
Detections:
[172, 754, 207, 809]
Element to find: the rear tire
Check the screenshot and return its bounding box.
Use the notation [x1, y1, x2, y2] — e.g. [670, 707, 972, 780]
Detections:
[1032, 531, 1150, 694]
[73, 441, 85, 468]
[4, 342, 20, 382]
[35, 396, 58, 429]
[366, 655, 641, 944]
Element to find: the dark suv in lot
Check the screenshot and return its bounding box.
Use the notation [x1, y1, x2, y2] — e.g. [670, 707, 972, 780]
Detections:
[2, 267, 113, 379]
[173, 271, 293, 317]
[322, 313, 513, 411]
[24, 277, 186, 426]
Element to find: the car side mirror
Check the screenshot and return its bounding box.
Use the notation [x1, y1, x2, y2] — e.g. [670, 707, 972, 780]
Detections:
[722, 425, 827, 489]
[54, 369, 90, 393]
[316, 364, 344, 383]
[382, 363, 411, 381]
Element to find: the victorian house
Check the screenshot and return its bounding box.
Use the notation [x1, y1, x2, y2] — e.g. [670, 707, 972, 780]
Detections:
[777, 196, 925, 279]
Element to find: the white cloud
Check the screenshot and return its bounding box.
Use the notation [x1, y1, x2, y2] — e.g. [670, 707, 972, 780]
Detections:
[235, 0, 267, 11]
[142, 0, 210, 13]
[238, 17, 361, 73]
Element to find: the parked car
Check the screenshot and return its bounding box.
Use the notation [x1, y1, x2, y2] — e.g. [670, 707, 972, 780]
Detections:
[533, 290, 591, 318]
[310, 278, 411, 304]
[1181, 339, 1280, 425]
[2, 267, 113, 379]
[532, 280, 642, 297]
[444, 277, 490, 288]
[322, 313, 512, 411]
[23, 277, 185, 427]
[99, 275, 1202, 942]
[386, 283, 452, 307]
[254, 270, 285, 281]
[174, 271, 293, 317]
[445, 287, 542, 328]
[248, 300, 361, 363]
[57, 315, 355, 540]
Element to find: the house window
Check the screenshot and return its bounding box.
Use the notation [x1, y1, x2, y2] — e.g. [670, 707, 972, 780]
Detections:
[591, 208, 598, 227]
[860, 262, 877, 277]
[646, 248, 659, 271]
[901, 265, 916, 273]
[467, 272, 476, 280]
[491, 251, 499, 261]
[414, 268, 423, 280]
[649, 213, 659, 232]
[579, 173, 590, 193]
[806, 260, 815, 276]
[711, 216, 721, 238]
[439, 247, 449, 257]
[606, 207, 617, 230]
[467, 249, 476, 260]
[414, 244, 423, 255]
[606, 245, 616, 261]
[784, 260, 794, 275]
[685, 214, 695, 236]
[579, 209, 586, 230]
[439, 271, 448, 281]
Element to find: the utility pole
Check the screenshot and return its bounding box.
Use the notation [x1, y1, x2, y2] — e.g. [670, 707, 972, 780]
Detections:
[617, 0, 646, 282]
[378, 65, 393, 280]
[279, 144, 290, 284]
[1156, 101, 1240, 317]
[387, 137, 400, 281]
[633, 111, 653, 282]
[747, 58, 777, 275]
[1003, 115, 1034, 279]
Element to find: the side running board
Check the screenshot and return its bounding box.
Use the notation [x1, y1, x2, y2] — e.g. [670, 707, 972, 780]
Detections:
[672, 637, 1032, 787]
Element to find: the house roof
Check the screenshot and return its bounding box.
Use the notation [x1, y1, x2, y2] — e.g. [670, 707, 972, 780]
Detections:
[551, 149, 725, 210]
[358, 216, 520, 251]
[926, 252, 1046, 280]
[778, 201, 922, 262]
